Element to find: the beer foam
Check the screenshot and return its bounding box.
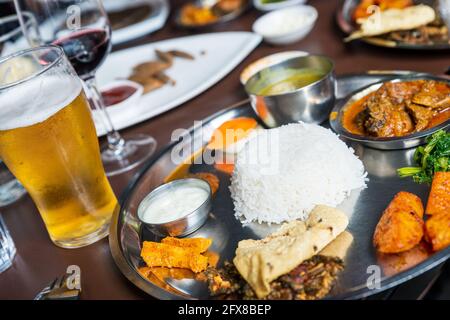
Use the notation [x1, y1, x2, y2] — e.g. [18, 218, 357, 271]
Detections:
[0, 75, 82, 131]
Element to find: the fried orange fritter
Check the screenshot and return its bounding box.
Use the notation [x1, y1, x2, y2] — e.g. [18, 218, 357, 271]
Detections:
[425, 172, 450, 216]
[425, 213, 450, 251]
[161, 237, 212, 253]
[141, 241, 209, 273]
[373, 191, 424, 253]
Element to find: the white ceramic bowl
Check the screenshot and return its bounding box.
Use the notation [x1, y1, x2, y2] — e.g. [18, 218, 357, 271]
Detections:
[252, 5, 318, 45]
[253, 0, 307, 12]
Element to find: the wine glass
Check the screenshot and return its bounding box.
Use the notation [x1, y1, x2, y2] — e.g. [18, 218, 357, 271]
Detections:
[13, 0, 157, 177]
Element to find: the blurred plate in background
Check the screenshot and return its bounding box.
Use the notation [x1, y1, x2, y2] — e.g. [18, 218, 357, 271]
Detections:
[96, 32, 262, 135]
[104, 0, 169, 45]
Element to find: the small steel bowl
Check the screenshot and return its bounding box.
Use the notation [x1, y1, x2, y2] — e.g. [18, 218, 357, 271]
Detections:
[244, 55, 336, 127]
[329, 75, 450, 150]
[137, 178, 212, 237]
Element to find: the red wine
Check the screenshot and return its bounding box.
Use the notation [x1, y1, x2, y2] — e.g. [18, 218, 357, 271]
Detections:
[53, 29, 110, 79]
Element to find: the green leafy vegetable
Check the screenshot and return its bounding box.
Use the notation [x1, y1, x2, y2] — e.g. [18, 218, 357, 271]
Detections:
[261, 0, 286, 3]
[398, 130, 450, 183]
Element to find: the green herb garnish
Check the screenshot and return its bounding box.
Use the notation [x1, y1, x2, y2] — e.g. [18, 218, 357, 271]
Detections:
[261, 0, 286, 3]
[398, 130, 450, 183]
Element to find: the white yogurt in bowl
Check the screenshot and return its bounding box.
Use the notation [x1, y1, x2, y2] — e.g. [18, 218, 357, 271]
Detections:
[137, 178, 212, 237]
[252, 5, 318, 45]
[141, 185, 209, 224]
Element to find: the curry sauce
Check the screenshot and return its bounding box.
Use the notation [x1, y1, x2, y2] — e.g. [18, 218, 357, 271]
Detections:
[342, 80, 450, 138]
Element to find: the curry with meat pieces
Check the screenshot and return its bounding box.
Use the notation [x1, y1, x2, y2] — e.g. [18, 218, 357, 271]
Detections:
[343, 80, 450, 138]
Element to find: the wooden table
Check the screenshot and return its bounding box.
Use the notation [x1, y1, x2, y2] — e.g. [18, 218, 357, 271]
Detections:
[0, 0, 448, 300]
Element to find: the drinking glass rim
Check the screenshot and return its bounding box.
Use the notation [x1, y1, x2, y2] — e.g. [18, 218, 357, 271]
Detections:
[0, 45, 65, 91]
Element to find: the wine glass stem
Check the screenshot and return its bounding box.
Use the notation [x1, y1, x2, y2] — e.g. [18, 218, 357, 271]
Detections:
[84, 77, 126, 155]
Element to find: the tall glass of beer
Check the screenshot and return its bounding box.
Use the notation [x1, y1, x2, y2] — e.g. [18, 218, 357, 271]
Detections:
[0, 46, 118, 248]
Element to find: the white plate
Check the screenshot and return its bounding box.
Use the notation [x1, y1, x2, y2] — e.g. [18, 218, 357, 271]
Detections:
[95, 32, 262, 135]
[253, 0, 307, 11]
[104, 0, 170, 45]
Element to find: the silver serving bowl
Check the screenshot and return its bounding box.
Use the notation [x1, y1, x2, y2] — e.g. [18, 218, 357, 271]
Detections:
[244, 55, 336, 127]
[137, 178, 212, 237]
[330, 75, 450, 150]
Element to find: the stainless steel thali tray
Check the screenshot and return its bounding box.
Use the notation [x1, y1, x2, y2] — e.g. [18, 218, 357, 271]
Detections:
[109, 72, 450, 300]
[336, 0, 450, 50]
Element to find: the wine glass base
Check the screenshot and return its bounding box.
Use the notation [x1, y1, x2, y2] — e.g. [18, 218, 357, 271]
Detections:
[101, 133, 157, 177]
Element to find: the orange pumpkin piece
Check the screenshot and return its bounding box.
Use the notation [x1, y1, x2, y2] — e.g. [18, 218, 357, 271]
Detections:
[214, 162, 235, 175]
[187, 172, 219, 195]
[425, 172, 450, 216]
[373, 191, 425, 253]
[207, 117, 258, 150]
[425, 212, 450, 251]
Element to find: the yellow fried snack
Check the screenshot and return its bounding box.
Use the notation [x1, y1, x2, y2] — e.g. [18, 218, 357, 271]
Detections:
[141, 241, 209, 273]
[161, 237, 212, 253]
[373, 192, 424, 254]
[204, 251, 220, 268]
[425, 172, 450, 216]
[150, 267, 195, 283]
[425, 212, 450, 251]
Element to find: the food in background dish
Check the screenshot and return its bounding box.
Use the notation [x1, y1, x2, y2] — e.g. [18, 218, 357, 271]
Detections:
[398, 130, 450, 183]
[128, 49, 195, 93]
[232, 205, 348, 298]
[373, 192, 424, 254]
[343, 80, 450, 138]
[205, 215, 352, 300]
[140, 237, 214, 273]
[348, 4, 449, 46]
[216, 0, 243, 12]
[352, 0, 413, 21]
[347, 5, 436, 41]
[180, 4, 219, 26]
[179, 0, 245, 26]
[230, 123, 367, 224]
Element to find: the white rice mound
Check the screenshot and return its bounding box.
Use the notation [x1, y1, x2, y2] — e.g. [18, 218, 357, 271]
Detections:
[230, 123, 368, 224]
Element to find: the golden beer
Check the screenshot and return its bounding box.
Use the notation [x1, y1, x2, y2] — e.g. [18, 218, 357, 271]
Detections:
[0, 47, 117, 248]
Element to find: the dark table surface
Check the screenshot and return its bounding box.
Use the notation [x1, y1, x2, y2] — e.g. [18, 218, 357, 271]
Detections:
[1, 0, 449, 300]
